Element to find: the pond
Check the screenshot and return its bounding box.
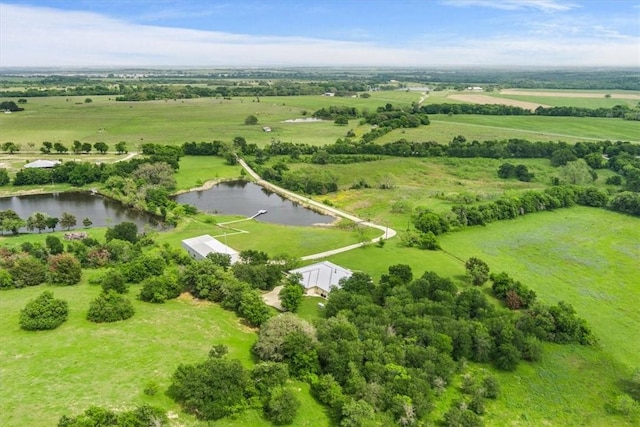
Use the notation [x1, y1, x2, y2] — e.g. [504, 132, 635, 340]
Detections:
[173, 181, 334, 226]
[0, 192, 158, 231]
[0, 181, 333, 233]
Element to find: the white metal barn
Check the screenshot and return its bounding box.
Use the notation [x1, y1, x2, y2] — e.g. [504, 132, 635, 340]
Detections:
[181, 235, 240, 263]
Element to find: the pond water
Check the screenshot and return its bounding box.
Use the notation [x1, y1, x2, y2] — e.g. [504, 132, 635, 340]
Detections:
[0, 181, 333, 233]
[173, 181, 334, 226]
[0, 192, 158, 231]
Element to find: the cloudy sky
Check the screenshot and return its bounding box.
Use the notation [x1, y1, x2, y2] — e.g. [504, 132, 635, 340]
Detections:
[1, 0, 639, 67]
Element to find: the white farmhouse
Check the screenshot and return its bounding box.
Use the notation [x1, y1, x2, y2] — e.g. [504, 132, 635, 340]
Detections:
[181, 235, 240, 263]
[289, 261, 352, 298]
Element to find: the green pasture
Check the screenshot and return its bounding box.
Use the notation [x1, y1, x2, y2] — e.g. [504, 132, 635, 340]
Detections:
[3, 92, 636, 152]
[0, 94, 412, 150]
[485, 345, 633, 426]
[439, 207, 640, 369]
[154, 213, 379, 259]
[281, 156, 557, 230]
[377, 114, 640, 144]
[173, 156, 244, 191]
[0, 281, 259, 427]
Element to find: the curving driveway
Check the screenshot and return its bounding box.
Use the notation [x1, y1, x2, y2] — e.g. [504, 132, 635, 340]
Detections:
[237, 158, 396, 261]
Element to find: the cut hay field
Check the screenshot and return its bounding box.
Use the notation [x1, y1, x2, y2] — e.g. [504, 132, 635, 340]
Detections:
[425, 114, 639, 142]
[445, 89, 640, 109]
[447, 93, 549, 110]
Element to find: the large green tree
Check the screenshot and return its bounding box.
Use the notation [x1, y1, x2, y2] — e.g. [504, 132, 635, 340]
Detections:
[169, 355, 250, 420]
[59, 212, 77, 230]
[279, 278, 304, 312]
[465, 257, 490, 286]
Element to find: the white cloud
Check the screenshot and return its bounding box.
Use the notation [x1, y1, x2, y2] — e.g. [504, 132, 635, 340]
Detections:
[442, 0, 578, 12]
[0, 3, 637, 68]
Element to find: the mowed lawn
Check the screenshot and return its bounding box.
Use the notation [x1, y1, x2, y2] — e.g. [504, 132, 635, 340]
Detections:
[439, 206, 640, 369]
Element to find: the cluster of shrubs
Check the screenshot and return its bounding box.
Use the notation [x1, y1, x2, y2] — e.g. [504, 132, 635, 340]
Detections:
[58, 404, 168, 427]
[497, 162, 534, 182]
[169, 344, 301, 424]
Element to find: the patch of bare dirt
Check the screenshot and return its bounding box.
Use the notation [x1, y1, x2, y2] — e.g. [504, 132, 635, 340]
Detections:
[447, 94, 549, 110]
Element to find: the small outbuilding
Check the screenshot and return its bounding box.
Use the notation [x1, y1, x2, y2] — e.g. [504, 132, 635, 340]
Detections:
[24, 159, 61, 168]
[289, 261, 352, 298]
[181, 234, 240, 263]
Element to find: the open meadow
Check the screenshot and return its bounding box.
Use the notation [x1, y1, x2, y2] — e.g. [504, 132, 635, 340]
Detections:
[1, 84, 639, 426]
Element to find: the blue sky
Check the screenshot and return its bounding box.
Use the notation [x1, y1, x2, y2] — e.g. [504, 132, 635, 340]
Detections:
[1, 0, 639, 67]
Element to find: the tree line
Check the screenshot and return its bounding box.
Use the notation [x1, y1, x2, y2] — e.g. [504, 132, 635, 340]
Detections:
[418, 103, 639, 120]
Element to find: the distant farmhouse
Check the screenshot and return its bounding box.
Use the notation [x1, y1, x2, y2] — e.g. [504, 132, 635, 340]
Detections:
[289, 261, 352, 298]
[181, 235, 240, 263]
[24, 159, 61, 168]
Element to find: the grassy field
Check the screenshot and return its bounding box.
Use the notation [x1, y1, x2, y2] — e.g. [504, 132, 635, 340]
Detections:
[153, 212, 379, 259]
[0, 280, 332, 427]
[438, 207, 640, 369]
[280, 156, 561, 230]
[0, 281, 257, 426]
[5, 89, 636, 153]
[487, 93, 640, 109]
[376, 114, 640, 144]
[173, 156, 244, 191]
[2, 87, 640, 426]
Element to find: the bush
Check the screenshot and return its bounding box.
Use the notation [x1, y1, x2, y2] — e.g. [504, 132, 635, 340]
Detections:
[264, 388, 300, 425]
[47, 253, 82, 286]
[87, 291, 135, 323]
[19, 291, 68, 331]
[0, 269, 14, 290]
[58, 404, 168, 426]
[169, 356, 249, 420]
[101, 269, 128, 294]
[10, 255, 47, 287]
[139, 273, 182, 303]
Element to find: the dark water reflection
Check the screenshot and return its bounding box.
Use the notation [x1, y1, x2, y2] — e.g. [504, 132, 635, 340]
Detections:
[173, 181, 334, 226]
[0, 192, 158, 232]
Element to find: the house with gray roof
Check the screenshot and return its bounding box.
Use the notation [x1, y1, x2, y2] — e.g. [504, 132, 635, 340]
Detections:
[181, 234, 240, 263]
[289, 261, 352, 297]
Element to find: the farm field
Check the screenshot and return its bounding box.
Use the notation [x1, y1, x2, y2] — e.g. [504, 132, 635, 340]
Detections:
[5, 89, 637, 154]
[2, 80, 640, 426]
[427, 114, 640, 142]
[445, 88, 640, 109]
